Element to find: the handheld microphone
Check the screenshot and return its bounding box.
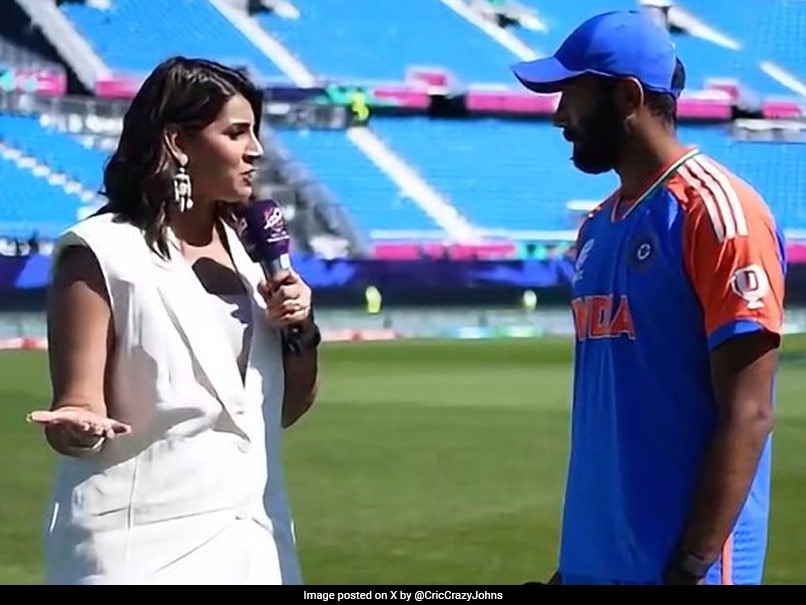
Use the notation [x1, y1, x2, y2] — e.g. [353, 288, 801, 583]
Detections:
[232, 199, 305, 354]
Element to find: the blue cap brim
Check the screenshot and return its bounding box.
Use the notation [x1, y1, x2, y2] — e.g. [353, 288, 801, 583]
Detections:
[511, 57, 584, 94]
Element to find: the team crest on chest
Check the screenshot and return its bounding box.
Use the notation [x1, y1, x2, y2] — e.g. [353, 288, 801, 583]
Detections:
[627, 232, 658, 272]
[635, 242, 652, 261]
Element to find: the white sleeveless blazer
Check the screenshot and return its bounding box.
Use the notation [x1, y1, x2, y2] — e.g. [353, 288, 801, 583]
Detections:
[42, 212, 302, 585]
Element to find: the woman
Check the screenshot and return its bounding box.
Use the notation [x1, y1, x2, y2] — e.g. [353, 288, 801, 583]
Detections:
[26, 57, 321, 585]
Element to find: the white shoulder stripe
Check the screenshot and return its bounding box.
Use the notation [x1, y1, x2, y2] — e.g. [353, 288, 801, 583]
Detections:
[677, 164, 729, 242]
[683, 158, 741, 240]
[690, 156, 749, 237]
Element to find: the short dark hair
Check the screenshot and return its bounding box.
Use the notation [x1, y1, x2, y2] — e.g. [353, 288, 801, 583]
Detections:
[100, 56, 264, 258]
[645, 58, 686, 125]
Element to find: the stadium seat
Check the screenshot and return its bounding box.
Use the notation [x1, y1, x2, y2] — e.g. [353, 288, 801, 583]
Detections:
[371, 116, 617, 234]
[678, 0, 806, 96]
[273, 129, 442, 235]
[256, 0, 524, 84]
[60, 0, 284, 81]
[2, 0, 805, 249]
[0, 114, 108, 191]
[0, 153, 85, 240]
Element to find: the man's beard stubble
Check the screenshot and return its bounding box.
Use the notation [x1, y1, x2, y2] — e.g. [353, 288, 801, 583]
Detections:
[567, 97, 628, 175]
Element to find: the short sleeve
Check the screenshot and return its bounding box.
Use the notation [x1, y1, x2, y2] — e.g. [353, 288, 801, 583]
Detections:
[680, 165, 785, 350]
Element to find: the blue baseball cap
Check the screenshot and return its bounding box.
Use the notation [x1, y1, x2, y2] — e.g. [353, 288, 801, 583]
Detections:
[511, 10, 683, 98]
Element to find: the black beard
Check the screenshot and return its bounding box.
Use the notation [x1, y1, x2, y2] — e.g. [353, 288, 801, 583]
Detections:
[568, 97, 628, 175]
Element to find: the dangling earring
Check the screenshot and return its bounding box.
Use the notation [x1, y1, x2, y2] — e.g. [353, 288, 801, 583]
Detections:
[173, 163, 193, 212]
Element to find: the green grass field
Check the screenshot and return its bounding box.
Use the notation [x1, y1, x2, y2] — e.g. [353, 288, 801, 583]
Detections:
[2, 336, 806, 585]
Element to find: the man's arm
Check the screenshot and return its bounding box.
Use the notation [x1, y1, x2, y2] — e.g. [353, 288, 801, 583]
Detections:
[281, 318, 320, 428]
[668, 176, 785, 583]
[670, 330, 777, 570]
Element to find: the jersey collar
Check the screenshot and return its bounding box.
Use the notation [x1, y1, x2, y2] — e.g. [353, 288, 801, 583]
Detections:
[611, 147, 700, 222]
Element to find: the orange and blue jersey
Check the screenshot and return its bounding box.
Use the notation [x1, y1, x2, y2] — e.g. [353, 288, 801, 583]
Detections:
[560, 148, 785, 585]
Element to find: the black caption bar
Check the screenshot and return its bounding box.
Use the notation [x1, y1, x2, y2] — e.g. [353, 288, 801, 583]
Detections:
[304, 589, 504, 602]
[293, 586, 548, 602]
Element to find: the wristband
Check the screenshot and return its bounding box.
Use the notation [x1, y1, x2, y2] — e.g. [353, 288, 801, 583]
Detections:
[667, 551, 712, 580]
[284, 320, 321, 354]
[300, 318, 322, 351]
[283, 309, 321, 355]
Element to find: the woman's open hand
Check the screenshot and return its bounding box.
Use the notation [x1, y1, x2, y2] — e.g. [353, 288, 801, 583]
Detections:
[27, 406, 131, 448]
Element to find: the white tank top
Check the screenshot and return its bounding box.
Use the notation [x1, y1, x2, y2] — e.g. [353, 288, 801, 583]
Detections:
[206, 292, 254, 380]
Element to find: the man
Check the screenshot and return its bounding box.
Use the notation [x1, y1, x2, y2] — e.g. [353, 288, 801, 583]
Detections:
[511, 10, 785, 585]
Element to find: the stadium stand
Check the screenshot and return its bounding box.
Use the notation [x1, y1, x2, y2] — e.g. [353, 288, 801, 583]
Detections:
[0, 36, 61, 73]
[511, 0, 796, 96]
[676, 0, 806, 95]
[0, 113, 107, 191]
[0, 148, 89, 240]
[0, 0, 805, 262]
[272, 128, 438, 234]
[58, 0, 286, 82]
[370, 117, 616, 238]
[254, 0, 525, 84]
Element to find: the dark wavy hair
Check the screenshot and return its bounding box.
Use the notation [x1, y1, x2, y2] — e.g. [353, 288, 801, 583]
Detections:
[100, 56, 263, 258]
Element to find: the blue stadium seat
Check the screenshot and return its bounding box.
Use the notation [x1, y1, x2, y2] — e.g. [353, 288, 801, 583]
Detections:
[257, 0, 523, 83]
[371, 116, 617, 233]
[676, 0, 806, 96]
[282, 119, 804, 237]
[61, 0, 284, 81]
[0, 156, 84, 239]
[2, 0, 803, 246]
[273, 129, 441, 234]
[0, 114, 108, 191]
[518, 0, 792, 96]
